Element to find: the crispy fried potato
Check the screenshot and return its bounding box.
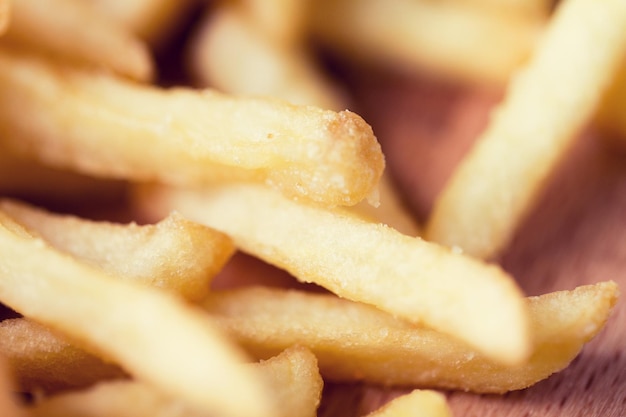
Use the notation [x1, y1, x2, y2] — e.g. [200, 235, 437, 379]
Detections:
[1, 0, 153, 81]
[237, 0, 311, 47]
[311, 0, 541, 85]
[204, 282, 618, 393]
[426, 0, 626, 259]
[254, 345, 323, 417]
[187, 5, 346, 111]
[135, 183, 529, 365]
[365, 389, 452, 417]
[26, 346, 321, 417]
[447, 0, 553, 20]
[0, 50, 383, 207]
[0, 199, 234, 301]
[0, 319, 126, 392]
[85, 0, 194, 46]
[0, 213, 274, 417]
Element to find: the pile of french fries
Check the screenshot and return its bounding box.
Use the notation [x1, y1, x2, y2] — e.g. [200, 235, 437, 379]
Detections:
[0, 0, 623, 416]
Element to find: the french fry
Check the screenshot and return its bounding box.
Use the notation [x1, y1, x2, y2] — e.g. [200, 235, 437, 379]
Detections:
[187, 5, 346, 111]
[310, 0, 542, 85]
[447, 0, 553, 20]
[365, 389, 452, 417]
[1, 0, 153, 81]
[0, 212, 275, 417]
[188, 6, 418, 235]
[237, 0, 311, 47]
[26, 346, 322, 417]
[0, 199, 234, 302]
[85, 0, 194, 46]
[135, 183, 530, 365]
[253, 345, 323, 417]
[0, 319, 126, 392]
[204, 282, 618, 393]
[426, 0, 626, 259]
[0, 50, 383, 207]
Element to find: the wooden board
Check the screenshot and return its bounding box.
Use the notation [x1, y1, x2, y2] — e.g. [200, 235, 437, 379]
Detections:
[314, 68, 626, 417]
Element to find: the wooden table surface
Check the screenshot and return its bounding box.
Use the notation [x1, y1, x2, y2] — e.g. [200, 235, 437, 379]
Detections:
[314, 67, 626, 417]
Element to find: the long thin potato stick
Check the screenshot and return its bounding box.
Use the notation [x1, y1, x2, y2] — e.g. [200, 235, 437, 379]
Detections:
[0, 213, 274, 417]
[448, 0, 553, 19]
[0, 319, 126, 392]
[27, 346, 322, 417]
[188, 6, 345, 111]
[135, 183, 530, 365]
[237, 0, 311, 47]
[86, 0, 194, 46]
[0, 199, 234, 301]
[0, 50, 383, 207]
[311, 0, 541, 85]
[426, 0, 626, 259]
[365, 390, 452, 417]
[204, 282, 618, 392]
[1, 0, 153, 81]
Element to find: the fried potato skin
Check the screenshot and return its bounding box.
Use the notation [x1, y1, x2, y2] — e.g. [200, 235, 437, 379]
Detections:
[204, 282, 618, 393]
[0, 319, 126, 392]
[426, 0, 626, 259]
[135, 183, 530, 365]
[0, 50, 383, 207]
[0, 199, 234, 302]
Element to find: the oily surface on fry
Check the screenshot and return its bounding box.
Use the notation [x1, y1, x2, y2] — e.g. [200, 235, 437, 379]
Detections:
[203, 282, 617, 392]
[135, 182, 530, 366]
[0, 0, 626, 416]
[0, 49, 383, 207]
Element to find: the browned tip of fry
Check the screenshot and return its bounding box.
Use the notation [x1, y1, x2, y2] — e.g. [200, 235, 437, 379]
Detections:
[265, 108, 385, 206]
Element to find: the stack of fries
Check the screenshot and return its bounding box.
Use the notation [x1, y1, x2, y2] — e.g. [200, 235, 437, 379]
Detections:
[0, 0, 624, 416]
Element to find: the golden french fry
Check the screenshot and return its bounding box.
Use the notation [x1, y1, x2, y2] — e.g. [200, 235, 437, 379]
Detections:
[0, 50, 383, 207]
[1, 0, 153, 81]
[253, 345, 323, 417]
[187, 5, 346, 111]
[85, 0, 194, 46]
[365, 389, 452, 417]
[310, 0, 541, 85]
[346, 171, 420, 236]
[448, 0, 553, 20]
[0, 213, 275, 417]
[26, 346, 322, 417]
[204, 282, 618, 393]
[135, 183, 530, 365]
[0, 199, 234, 301]
[426, 0, 626, 259]
[0, 319, 126, 392]
[237, 0, 311, 47]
